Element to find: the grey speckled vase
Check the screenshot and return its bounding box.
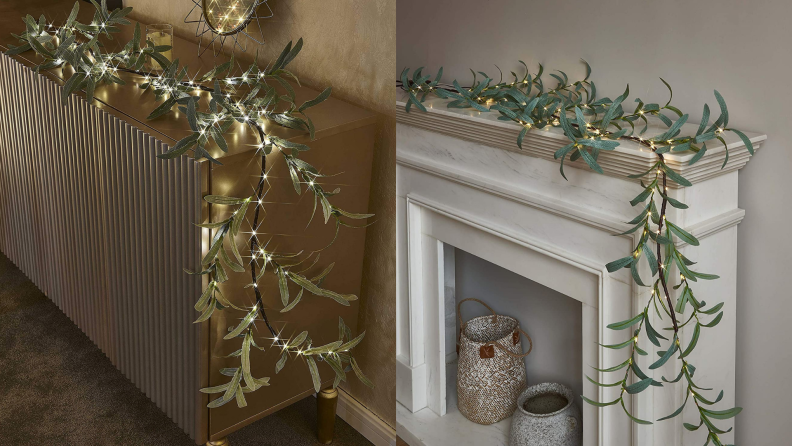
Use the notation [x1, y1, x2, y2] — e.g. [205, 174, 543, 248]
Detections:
[509, 383, 582, 446]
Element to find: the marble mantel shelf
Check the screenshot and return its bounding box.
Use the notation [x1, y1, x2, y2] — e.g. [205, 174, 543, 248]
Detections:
[396, 89, 765, 188]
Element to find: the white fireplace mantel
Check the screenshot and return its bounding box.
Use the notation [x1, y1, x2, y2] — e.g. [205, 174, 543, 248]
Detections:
[395, 89, 765, 446]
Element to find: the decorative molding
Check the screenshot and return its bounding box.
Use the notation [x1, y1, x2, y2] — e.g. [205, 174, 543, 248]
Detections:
[399, 193, 607, 446]
[398, 145, 746, 246]
[396, 356, 427, 412]
[680, 208, 745, 247]
[396, 90, 765, 188]
[398, 149, 630, 235]
[335, 389, 397, 446]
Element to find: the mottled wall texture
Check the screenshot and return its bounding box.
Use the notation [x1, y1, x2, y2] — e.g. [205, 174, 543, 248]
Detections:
[398, 0, 790, 443]
[125, 0, 396, 427]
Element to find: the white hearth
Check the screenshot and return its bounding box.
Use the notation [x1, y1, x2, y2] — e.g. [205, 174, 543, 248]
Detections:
[395, 90, 765, 446]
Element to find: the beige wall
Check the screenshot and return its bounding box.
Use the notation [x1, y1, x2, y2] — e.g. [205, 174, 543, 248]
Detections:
[398, 0, 790, 443]
[125, 0, 396, 426]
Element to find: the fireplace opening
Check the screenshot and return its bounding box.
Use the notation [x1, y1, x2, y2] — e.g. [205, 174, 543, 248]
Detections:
[444, 245, 584, 417]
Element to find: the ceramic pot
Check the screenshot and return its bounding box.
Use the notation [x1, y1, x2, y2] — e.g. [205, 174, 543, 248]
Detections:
[509, 383, 582, 446]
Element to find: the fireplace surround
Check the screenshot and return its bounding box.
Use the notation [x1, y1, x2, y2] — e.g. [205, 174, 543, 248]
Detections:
[395, 90, 764, 446]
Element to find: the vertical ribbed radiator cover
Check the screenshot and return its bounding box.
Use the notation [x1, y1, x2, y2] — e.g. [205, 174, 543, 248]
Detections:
[0, 53, 203, 441]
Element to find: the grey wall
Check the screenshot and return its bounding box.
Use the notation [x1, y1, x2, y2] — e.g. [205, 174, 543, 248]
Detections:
[398, 0, 791, 443]
[452, 248, 583, 407]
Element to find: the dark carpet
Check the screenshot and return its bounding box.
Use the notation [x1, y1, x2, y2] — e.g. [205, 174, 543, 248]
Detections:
[0, 252, 371, 446]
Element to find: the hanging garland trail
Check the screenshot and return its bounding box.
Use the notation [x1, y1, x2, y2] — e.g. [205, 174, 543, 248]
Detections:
[5, 0, 374, 409]
[399, 63, 753, 446]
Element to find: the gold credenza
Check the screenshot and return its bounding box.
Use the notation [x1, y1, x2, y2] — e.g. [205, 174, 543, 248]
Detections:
[0, 5, 377, 444]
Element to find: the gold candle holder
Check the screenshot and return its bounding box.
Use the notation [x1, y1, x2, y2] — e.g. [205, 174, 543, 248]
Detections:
[144, 23, 173, 72]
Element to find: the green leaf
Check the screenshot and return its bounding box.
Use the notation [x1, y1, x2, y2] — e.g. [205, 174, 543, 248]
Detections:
[325, 356, 347, 384]
[630, 261, 646, 287]
[663, 194, 688, 209]
[728, 128, 754, 155]
[585, 375, 623, 387]
[158, 133, 199, 159]
[680, 323, 700, 358]
[194, 298, 216, 323]
[662, 165, 692, 187]
[649, 336, 677, 370]
[667, 221, 699, 246]
[607, 313, 644, 330]
[582, 395, 621, 407]
[231, 200, 249, 236]
[578, 148, 603, 174]
[223, 367, 242, 402]
[553, 142, 576, 160]
[61, 73, 86, 103]
[699, 302, 724, 315]
[204, 195, 250, 205]
[194, 283, 214, 311]
[713, 90, 729, 128]
[517, 126, 528, 149]
[601, 85, 629, 130]
[307, 356, 322, 393]
[186, 97, 198, 131]
[280, 289, 303, 313]
[278, 267, 289, 306]
[657, 393, 689, 421]
[224, 307, 258, 340]
[684, 421, 703, 431]
[558, 109, 577, 142]
[593, 358, 631, 373]
[701, 407, 742, 420]
[701, 312, 723, 328]
[281, 37, 303, 68]
[334, 208, 374, 220]
[241, 333, 255, 389]
[654, 114, 688, 142]
[339, 331, 365, 352]
[643, 243, 658, 277]
[27, 33, 54, 58]
[85, 77, 96, 104]
[288, 272, 325, 295]
[351, 357, 374, 388]
[219, 244, 244, 273]
[5, 43, 32, 55]
[694, 389, 724, 406]
[696, 104, 710, 136]
[303, 340, 343, 356]
[630, 183, 654, 207]
[200, 382, 231, 394]
[276, 351, 288, 373]
[631, 360, 661, 387]
[691, 270, 719, 280]
[624, 378, 654, 395]
[605, 256, 635, 273]
[621, 398, 652, 425]
[644, 315, 667, 347]
[206, 393, 234, 409]
[578, 138, 619, 150]
[147, 96, 177, 120]
[289, 331, 309, 349]
[598, 337, 636, 350]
